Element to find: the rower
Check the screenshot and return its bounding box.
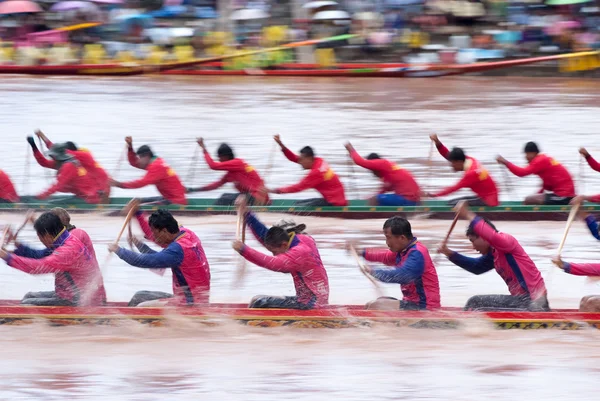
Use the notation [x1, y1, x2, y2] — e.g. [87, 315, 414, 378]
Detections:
[232, 196, 329, 309]
[552, 254, 600, 312]
[497, 142, 575, 205]
[426, 134, 499, 207]
[187, 138, 270, 206]
[33, 129, 111, 203]
[109, 205, 210, 307]
[438, 201, 549, 311]
[353, 216, 440, 310]
[268, 135, 347, 207]
[110, 136, 187, 205]
[579, 148, 600, 173]
[0, 211, 106, 306]
[0, 168, 19, 203]
[34, 143, 102, 204]
[345, 142, 420, 206]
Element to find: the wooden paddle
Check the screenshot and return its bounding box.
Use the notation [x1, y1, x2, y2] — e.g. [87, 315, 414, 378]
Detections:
[578, 154, 586, 195]
[103, 207, 137, 272]
[186, 146, 200, 184]
[232, 206, 247, 288]
[8, 210, 35, 245]
[433, 210, 461, 264]
[349, 244, 383, 298]
[112, 144, 128, 179]
[426, 140, 434, 190]
[0, 225, 11, 250]
[546, 202, 580, 287]
[263, 140, 277, 182]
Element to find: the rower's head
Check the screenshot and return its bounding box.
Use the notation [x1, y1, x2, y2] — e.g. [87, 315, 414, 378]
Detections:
[524, 141, 540, 163]
[148, 209, 180, 246]
[136, 145, 155, 169]
[48, 143, 72, 168]
[65, 142, 78, 151]
[298, 146, 315, 170]
[448, 147, 466, 172]
[217, 143, 234, 162]
[264, 227, 292, 255]
[33, 212, 65, 248]
[383, 216, 413, 253]
[466, 217, 497, 254]
[50, 207, 75, 231]
[366, 153, 383, 177]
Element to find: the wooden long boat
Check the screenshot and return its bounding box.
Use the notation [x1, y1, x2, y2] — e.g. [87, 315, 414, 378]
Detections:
[0, 198, 596, 221]
[0, 301, 597, 329]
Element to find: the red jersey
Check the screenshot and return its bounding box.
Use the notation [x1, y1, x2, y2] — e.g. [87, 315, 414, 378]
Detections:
[37, 160, 101, 203]
[7, 230, 106, 306]
[201, 150, 269, 204]
[505, 154, 575, 197]
[349, 149, 420, 202]
[67, 149, 110, 194]
[125, 151, 187, 205]
[433, 143, 499, 206]
[277, 146, 347, 206]
[585, 154, 600, 172]
[0, 170, 18, 203]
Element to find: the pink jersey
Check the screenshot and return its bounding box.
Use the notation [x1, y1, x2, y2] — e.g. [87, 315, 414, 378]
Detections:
[240, 233, 330, 307]
[364, 239, 441, 309]
[564, 263, 600, 276]
[7, 230, 106, 306]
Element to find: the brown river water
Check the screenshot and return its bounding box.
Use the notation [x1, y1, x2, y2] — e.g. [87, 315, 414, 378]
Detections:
[1, 76, 600, 400]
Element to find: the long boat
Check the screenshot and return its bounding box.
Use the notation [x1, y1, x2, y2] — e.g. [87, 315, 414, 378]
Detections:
[0, 301, 596, 329]
[0, 198, 595, 221]
[0, 51, 597, 77]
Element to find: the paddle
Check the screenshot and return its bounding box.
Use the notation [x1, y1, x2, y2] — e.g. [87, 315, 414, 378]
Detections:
[112, 144, 128, 180]
[186, 146, 201, 184]
[232, 202, 247, 288]
[578, 154, 586, 195]
[263, 140, 277, 182]
[22, 142, 30, 196]
[8, 210, 35, 245]
[349, 244, 383, 298]
[426, 140, 434, 190]
[0, 225, 11, 250]
[37, 136, 51, 183]
[433, 209, 461, 264]
[547, 202, 580, 288]
[103, 207, 137, 272]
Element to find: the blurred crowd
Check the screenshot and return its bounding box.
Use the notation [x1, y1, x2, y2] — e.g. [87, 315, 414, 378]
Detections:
[0, 0, 598, 66]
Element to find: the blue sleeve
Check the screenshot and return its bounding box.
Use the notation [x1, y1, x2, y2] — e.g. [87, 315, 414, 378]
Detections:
[448, 251, 495, 275]
[135, 242, 157, 254]
[246, 212, 268, 245]
[585, 215, 600, 240]
[370, 250, 425, 284]
[14, 244, 52, 259]
[115, 242, 184, 269]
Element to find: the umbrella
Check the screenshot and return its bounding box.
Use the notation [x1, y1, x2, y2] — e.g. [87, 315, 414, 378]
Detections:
[50, 1, 100, 12]
[312, 10, 351, 20]
[149, 5, 186, 18]
[230, 8, 269, 20]
[546, 0, 591, 4]
[115, 14, 154, 29]
[0, 0, 42, 14]
[302, 1, 337, 9]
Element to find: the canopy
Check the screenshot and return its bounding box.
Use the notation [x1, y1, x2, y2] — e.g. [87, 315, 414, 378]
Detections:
[230, 8, 269, 20]
[0, 0, 42, 15]
[312, 10, 351, 20]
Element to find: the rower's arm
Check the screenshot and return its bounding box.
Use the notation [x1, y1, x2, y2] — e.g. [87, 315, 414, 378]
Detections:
[585, 154, 600, 172]
[504, 159, 543, 178]
[135, 241, 156, 254]
[585, 215, 600, 240]
[203, 151, 245, 172]
[245, 212, 268, 246]
[127, 148, 143, 170]
[275, 169, 322, 194]
[5, 249, 76, 274]
[564, 262, 600, 277]
[14, 244, 52, 259]
[369, 250, 424, 284]
[239, 244, 297, 273]
[435, 141, 450, 160]
[36, 163, 78, 199]
[32, 148, 57, 169]
[120, 164, 164, 189]
[281, 145, 300, 163]
[135, 212, 154, 242]
[115, 242, 183, 268]
[348, 149, 385, 173]
[194, 175, 229, 192]
[448, 251, 495, 275]
[363, 248, 397, 265]
[470, 216, 515, 253]
[431, 170, 477, 198]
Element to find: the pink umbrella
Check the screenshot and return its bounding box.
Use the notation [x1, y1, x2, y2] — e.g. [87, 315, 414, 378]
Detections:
[0, 0, 43, 14]
[164, 0, 184, 6]
[89, 0, 124, 3]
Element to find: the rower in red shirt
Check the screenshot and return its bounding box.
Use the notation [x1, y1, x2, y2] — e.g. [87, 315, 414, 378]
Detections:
[33, 130, 111, 203]
[0, 169, 19, 203]
[497, 142, 575, 205]
[187, 138, 269, 206]
[426, 134, 499, 207]
[269, 135, 347, 207]
[33, 143, 101, 204]
[111, 137, 187, 205]
[345, 142, 420, 206]
[580, 147, 600, 173]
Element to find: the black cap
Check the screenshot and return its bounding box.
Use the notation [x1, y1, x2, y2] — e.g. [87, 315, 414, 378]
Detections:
[48, 143, 72, 162]
[448, 147, 466, 162]
[136, 145, 154, 158]
[524, 141, 540, 153]
[366, 153, 380, 160]
[217, 143, 234, 160]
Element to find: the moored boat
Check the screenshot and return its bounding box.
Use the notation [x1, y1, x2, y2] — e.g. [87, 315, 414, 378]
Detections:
[0, 198, 595, 221]
[0, 301, 596, 330]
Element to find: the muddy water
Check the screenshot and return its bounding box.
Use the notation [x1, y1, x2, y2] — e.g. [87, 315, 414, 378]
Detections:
[1, 76, 600, 400]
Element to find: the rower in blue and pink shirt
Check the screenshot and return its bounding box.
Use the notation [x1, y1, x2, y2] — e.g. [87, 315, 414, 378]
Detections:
[109, 205, 210, 306]
[356, 216, 441, 310]
[439, 201, 549, 311]
[232, 197, 329, 309]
